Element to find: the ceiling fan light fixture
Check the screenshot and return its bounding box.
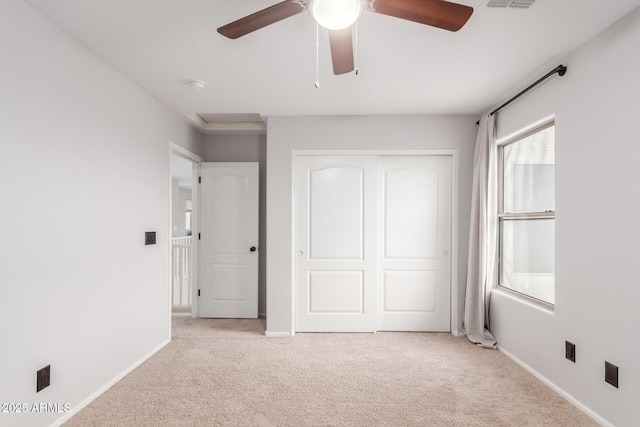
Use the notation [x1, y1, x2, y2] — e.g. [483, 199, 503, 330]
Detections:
[310, 0, 362, 30]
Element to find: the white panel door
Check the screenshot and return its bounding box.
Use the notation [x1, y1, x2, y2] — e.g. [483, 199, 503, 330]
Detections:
[295, 156, 378, 332]
[199, 163, 259, 318]
[378, 156, 452, 331]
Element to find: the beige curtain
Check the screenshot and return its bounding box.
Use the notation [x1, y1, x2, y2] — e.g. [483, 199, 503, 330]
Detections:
[464, 114, 497, 349]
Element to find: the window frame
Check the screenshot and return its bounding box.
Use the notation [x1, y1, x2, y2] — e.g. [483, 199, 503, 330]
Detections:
[496, 120, 556, 307]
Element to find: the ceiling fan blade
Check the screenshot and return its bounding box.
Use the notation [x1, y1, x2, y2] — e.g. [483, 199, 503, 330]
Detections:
[329, 28, 355, 75]
[372, 0, 473, 32]
[217, 1, 305, 39]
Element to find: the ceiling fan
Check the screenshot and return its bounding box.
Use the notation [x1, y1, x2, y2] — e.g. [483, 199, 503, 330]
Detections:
[217, 0, 474, 75]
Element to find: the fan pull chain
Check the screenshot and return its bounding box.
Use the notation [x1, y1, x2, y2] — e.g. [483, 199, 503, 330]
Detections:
[355, 19, 359, 76]
[314, 22, 320, 88]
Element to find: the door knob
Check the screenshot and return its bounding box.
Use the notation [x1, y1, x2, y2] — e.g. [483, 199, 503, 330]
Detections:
[250, 246, 257, 252]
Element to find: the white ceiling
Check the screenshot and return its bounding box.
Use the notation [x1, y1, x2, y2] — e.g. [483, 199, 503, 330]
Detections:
[25, 0, 640, 122]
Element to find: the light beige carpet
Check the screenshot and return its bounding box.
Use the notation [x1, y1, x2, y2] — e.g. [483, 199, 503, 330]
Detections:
[171, 305, 192, 315]
[64, 318, 597, 426]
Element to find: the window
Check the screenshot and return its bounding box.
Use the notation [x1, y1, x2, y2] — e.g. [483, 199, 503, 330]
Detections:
[498, 123, 555, 305]
[185, 199, 192, 235]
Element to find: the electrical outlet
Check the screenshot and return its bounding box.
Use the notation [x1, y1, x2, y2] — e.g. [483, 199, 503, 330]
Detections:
[36, 365, 50, 393]
[145, 231, 156, 245]
[565, 341, 576, 363]
[605, 361, 619, 388]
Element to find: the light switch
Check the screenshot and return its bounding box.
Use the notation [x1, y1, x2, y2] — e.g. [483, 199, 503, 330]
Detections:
[145, 231, 156, 245]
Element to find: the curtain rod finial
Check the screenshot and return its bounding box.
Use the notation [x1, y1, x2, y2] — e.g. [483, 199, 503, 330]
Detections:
[558, 65, 567, 76]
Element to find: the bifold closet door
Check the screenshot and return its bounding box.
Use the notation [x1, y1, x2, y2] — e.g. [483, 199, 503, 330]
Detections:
[294, 156, 378, 332]
[377, 156, 452, 331]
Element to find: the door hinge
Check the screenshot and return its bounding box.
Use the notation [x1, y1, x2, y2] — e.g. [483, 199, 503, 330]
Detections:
[198, 289, 201, 297]
[198, 176, 201, 184]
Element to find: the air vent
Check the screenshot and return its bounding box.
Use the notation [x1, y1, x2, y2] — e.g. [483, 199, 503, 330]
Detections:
[487, 0, 536, 8]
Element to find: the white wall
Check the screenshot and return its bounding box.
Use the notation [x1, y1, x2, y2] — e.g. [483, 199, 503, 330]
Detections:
[204, 133, 267, 315]
[490, 6, 640, 426]
[0, 1, 203, 426]
[265, 115, 476, 335]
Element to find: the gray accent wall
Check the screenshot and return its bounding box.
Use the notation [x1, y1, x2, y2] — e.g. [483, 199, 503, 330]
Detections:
[265, 115, 477, 336]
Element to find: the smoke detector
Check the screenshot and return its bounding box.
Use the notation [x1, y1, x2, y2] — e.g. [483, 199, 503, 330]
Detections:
[188, 79, 206, 91]
[487, 0, 536, 8]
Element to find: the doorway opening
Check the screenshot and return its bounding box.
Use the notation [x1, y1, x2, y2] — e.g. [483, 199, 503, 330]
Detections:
[170, 143, 202, 319]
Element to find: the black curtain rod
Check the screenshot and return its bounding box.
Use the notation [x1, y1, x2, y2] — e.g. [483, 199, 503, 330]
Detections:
[476, 64, 567, 124]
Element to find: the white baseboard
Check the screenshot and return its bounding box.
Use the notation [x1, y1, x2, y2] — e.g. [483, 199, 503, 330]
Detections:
[49, 339, 170, 427]
[265, 330, 294, 337]
[497, 345, 611, 427]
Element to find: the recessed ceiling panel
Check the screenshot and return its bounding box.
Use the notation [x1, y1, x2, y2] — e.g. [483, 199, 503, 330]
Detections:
[197, 113, 264, 124]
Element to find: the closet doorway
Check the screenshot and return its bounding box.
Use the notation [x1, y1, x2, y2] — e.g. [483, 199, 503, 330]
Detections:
[294, 154, 452, 332]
